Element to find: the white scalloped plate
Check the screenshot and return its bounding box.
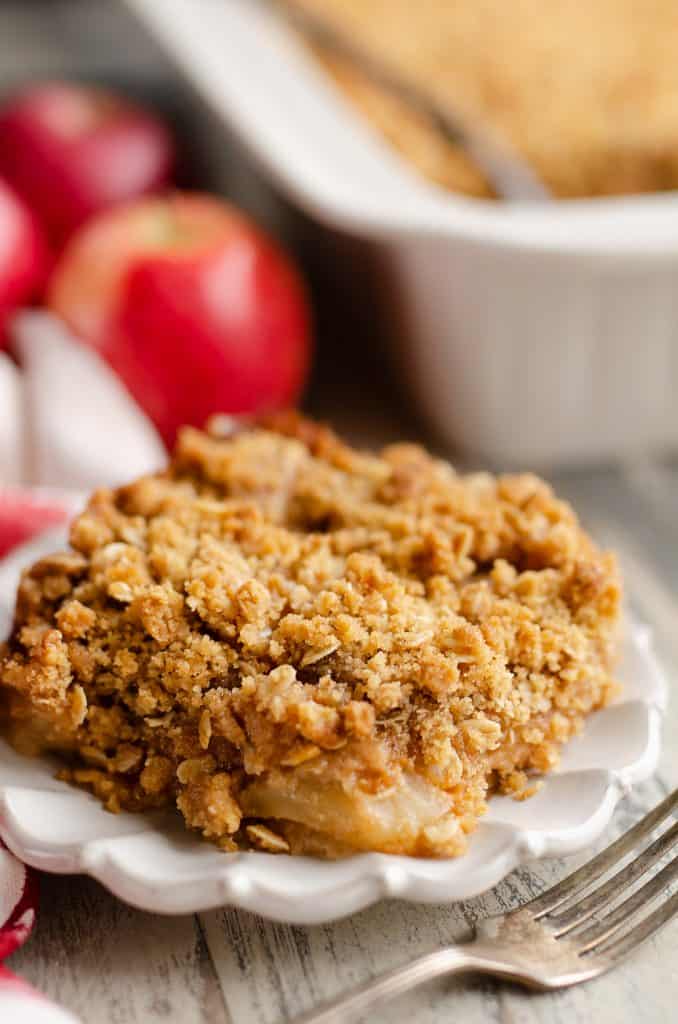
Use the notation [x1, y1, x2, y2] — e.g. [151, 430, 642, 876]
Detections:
[0, 530, 667, 924]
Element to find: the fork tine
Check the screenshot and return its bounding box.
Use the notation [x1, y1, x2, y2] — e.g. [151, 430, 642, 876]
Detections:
[548, 819, 678, 934]
[592, 887, 678, 964]
[529, 788, 678, 918]
[574, 849, 678, 953]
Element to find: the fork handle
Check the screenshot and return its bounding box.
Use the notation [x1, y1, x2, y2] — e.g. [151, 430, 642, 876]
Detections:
[290, 944, 498, 1024]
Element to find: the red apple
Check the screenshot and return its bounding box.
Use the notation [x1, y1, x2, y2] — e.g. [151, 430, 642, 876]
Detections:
[0, 82, 175, 245]
[0, 178, 50, 347]
[48, 193, 312, 446]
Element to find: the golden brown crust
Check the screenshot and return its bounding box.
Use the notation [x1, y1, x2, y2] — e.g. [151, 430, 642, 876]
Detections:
[0, 415, 622, 857]
[298, 0, 678, 199]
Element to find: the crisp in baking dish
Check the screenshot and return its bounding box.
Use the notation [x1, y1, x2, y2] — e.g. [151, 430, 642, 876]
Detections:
[125, 0, 678, 465]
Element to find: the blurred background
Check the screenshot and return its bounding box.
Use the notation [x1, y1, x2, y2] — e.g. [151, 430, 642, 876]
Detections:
[0, 0, 414, 450]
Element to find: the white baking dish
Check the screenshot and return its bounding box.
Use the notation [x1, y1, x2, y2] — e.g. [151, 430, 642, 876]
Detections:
[125, 0, 678, 466]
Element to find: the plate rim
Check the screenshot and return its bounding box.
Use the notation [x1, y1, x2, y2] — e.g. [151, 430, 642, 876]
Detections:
[0, 624, 666, 924]
[0, 530, 668, 924]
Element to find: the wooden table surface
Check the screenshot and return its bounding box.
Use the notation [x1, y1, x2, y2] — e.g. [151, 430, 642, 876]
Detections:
[3, 3, 678, 1022]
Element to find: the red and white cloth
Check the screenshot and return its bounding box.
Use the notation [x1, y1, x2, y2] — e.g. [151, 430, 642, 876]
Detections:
[0, 842, 80, 1022]
[1, 312, 164, 491]
[0, 495, 80, 1022]
[1, 313, 165, 1021]
[0, 963, 81, 1024]
[0, 843, 38, 962]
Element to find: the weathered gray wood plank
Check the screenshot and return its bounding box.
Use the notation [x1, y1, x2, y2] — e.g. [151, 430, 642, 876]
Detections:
[9, 877, 229, 1024]
[197, 780, 676, 1024]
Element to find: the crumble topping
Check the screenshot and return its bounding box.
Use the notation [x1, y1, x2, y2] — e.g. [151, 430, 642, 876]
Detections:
[0, 413, 621, 857]
[298, 0, 678, 199]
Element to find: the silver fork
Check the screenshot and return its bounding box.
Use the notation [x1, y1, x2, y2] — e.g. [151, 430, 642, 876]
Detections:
[291, 788, 678, 1023]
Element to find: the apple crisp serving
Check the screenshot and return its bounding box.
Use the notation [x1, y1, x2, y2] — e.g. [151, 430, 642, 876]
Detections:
[297, 0, 678, 199]
[0, 415, 621, 857]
